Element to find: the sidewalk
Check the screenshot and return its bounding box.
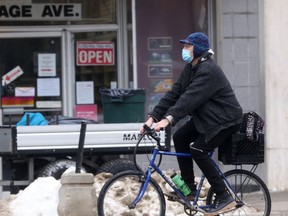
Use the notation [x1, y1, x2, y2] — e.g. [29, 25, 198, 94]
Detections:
[0, 187, 287, 216]
[270, 190, 288, 215]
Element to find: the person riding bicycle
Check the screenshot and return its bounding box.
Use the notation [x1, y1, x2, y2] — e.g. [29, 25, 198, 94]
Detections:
[143, 32, 243, 215]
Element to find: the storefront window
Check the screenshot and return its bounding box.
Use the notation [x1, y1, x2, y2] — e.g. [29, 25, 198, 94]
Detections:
[0, 0, 131, 124]
[0, 36, 62, 124]
[136, 0, 208, 113]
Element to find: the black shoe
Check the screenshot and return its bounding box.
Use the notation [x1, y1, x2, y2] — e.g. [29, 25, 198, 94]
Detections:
[205, 195, 236, 216]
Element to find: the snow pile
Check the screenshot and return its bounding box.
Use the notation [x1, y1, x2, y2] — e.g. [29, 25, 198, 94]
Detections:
[2, 171, 266, 216]
[1, 172, 264, 216]
[10, 177, 61, 216]
[0, 172, 210, 216]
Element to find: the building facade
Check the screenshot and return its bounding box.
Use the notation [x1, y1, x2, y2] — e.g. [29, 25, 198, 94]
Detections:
[0, 0, 286, 190]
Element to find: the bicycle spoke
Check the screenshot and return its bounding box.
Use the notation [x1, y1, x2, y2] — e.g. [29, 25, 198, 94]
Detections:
[207, 169, 271, 216]
[97, 171, 166, 216]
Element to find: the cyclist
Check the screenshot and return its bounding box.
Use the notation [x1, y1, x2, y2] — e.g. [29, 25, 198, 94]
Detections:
[143, 32, 243, 215]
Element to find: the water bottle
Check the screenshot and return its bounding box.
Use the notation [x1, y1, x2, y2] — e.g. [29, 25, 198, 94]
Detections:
[171, 173, 191, 196]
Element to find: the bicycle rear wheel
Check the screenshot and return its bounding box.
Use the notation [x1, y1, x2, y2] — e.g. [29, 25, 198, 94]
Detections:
[206, 169, 271, 216]
[97, 170, 166, 216]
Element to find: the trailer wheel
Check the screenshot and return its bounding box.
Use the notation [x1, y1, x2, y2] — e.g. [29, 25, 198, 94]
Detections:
[97, 158, 137, 175]
[37, 159, 85, 179]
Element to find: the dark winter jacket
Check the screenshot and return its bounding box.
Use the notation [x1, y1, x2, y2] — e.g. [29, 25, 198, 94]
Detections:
[149, 52, 243, 141]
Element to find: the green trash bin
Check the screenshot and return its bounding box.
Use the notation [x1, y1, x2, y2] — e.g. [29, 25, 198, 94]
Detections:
[99, 88, 146, 123]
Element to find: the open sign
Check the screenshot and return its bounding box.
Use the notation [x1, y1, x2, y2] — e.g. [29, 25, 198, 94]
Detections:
[77, 41, 114, 66]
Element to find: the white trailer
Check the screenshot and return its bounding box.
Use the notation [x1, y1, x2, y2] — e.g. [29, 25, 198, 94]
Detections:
[0, 123, 171, 193]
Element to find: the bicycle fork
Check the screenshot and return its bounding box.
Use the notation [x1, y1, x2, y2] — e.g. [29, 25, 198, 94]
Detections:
[128, 148, 159, 209]
[128, 170, 152, 209]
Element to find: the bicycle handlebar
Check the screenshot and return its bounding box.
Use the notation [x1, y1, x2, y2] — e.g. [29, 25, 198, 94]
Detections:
[143, 124, 161, 143]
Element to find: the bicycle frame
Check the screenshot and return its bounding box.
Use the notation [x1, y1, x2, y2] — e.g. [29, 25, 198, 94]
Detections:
[130, 146, 214, 213]
[130, 140, 255, 212]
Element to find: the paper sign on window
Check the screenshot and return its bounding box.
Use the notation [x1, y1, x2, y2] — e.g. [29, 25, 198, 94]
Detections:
[38, 53, 56, 77]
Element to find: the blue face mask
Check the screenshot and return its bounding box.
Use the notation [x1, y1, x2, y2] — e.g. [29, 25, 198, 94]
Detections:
[182, 49, 193, 63]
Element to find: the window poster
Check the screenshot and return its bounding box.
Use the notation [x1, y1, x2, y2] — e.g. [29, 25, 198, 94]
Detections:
[149, 51, 172, 63]
[76, 81, 94, 104]
[149, 79, 172, 93]
[38, 53, 56, 77]
[75, 105, 97, 121]
[15, 87, 35, 97]
[36, 101, 61, 108]
[2, 96, 34, 107]
[148, 64, 172, 78]
[148, 37, 172, 50]
[37, 78, 60, 96]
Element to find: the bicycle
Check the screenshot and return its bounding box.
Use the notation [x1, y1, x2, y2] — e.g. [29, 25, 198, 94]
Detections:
[97, 124, 271, 216]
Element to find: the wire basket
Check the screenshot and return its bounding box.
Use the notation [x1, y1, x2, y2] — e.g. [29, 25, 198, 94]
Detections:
[218, 132, 264, 165]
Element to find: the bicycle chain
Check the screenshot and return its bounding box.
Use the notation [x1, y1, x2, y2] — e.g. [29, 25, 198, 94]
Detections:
[164, 192, 198, 216]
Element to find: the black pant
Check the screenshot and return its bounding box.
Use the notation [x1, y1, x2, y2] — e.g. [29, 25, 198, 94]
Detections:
[173, 118, 240, 195]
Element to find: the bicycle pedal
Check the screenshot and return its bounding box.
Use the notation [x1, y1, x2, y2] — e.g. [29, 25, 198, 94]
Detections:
[164, 193, 179, 202]
[235, 201, 244, 208]
[168, 196, 179, 202]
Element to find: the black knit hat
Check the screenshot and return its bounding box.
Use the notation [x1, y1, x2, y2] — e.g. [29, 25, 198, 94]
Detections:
[180, 32, 210, 57]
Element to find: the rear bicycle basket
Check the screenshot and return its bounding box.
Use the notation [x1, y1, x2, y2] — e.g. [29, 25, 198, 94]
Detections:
[218, 132, 264, 165]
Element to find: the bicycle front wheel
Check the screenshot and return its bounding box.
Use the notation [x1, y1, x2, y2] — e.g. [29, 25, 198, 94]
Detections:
[206, 169, 271, 216]
[97, 170, 166, 216]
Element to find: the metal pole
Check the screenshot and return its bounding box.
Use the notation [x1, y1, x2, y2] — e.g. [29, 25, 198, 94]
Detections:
[75, 121, 87, 173]
[0, 96, 2, 198]
[132, 0, 138, 89]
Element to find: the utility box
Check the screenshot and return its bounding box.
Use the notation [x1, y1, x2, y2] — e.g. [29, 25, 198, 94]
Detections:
[100, 88, 146, 123]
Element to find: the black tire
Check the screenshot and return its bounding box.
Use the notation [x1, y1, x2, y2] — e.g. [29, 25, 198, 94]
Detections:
[97, 170, 166, 216]
[206, 169, 271, 216]
[97, 158, 137, 175]
[133, 132, 162, 173]
[37, 159, 85, 179]
[95, 155, 120, 165]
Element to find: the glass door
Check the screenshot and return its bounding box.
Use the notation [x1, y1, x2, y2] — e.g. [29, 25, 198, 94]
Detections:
[0, 32, 63, 125]
[72, 31, 118, 122]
